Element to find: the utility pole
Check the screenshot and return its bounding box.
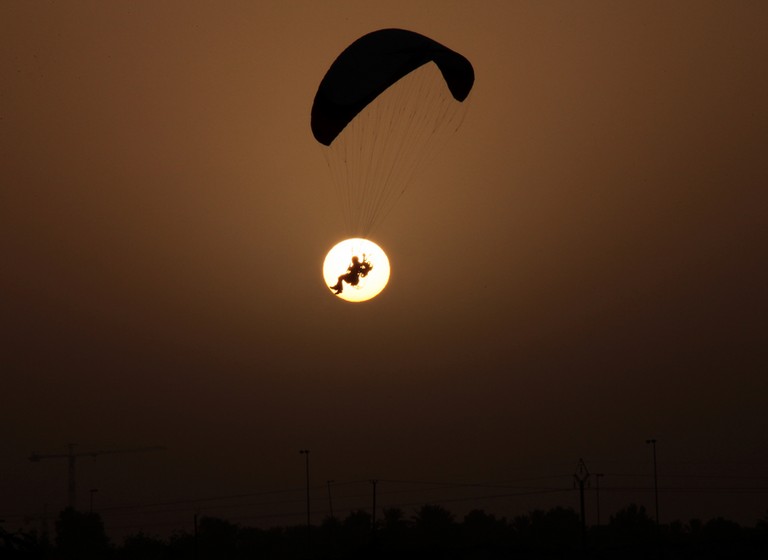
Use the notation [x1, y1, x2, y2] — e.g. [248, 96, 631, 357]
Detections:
[89, 488, 98, 514]
[326, 480, 335, 519]
[42, 503, 49, 543]
[370, 480, 378, 532]
[646, 439, 659, 526]
[193, 512, 199, 560]
[595, 473, 604, 526]
[574, 458, 590, 550]
[29, 443, 164, 510]
[370, 479, 378, 544]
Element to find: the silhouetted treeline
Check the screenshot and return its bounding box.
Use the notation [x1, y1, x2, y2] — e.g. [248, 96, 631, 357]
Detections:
[2, 504, 767, 559]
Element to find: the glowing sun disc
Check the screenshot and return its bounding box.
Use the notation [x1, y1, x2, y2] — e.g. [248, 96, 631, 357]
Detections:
[323, 238, 390, 302]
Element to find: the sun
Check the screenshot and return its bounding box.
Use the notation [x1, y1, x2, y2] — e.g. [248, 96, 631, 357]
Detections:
[322, 238, 390, 302]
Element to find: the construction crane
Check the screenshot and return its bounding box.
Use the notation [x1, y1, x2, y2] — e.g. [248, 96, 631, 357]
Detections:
[29, 443, 165, 510]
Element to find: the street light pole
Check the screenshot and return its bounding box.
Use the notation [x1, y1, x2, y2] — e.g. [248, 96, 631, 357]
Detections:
[299, 449, 311, 548]
[646, 439, 659, 526]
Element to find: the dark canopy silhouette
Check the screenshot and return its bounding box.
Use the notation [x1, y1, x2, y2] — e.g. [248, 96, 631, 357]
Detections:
[311, 28, 475, 146]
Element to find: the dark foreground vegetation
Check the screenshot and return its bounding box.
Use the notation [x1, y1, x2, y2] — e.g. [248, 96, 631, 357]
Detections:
[2, 503, 767, 559]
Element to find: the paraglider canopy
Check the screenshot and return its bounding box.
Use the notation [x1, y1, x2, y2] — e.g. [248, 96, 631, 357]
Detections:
[311, 28, 474, 237]
[311, 28, 475, 146]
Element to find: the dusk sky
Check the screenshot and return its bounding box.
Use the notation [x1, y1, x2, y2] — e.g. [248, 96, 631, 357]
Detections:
[2, 1, 767, 537]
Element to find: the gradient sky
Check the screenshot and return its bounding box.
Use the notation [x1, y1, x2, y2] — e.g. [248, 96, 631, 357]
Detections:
[2, 1, 767, 536]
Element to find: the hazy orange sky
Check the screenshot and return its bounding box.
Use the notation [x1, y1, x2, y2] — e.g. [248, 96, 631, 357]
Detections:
[2, 1, 767, 536]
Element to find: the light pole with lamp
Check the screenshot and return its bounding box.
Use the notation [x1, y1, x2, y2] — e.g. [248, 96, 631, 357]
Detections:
[299, 449, 311, 549]
[646, 439, 659, 526]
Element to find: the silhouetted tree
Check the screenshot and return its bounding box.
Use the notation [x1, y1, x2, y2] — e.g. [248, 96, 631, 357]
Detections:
[316, 516, 342, 557]
[342, 510, 373, 551]
[462, 509, 508, 551]
[664, 519, 687, 551]
[50, 501, 768, 560]
[688, 517, 703, 536]
[0, 525, 41, 559]
[166, 530, 194, 560]
[272, 525, 307, 560]
[697, 516, 748, 557]
[412, 504, 458, 551]
[236, 526, 271, 558]
[606, 503, 654, 551]
[196, 516, 239, 559]
[515, 507, 580, 553]
[119, 532, 167, 560]
[55, 507, 110, 559]
[368, 507, 411, 555]
[757, 510, 768, 535]
[382, 507, 408, 530]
